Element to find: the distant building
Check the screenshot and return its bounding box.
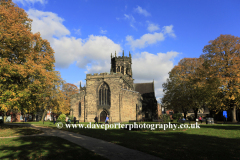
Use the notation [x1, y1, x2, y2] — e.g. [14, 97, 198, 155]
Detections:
[157, 103, 162, 117]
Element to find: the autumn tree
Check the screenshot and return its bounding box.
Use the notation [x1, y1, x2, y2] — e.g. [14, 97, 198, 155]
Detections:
[39, 71, 69, 122]
[0, 0, 66, 118]
[162, 57, 216, 119]
[61, 83, 79, 114]
[200, 34, 240, 122]
[162, 64, 192, 118]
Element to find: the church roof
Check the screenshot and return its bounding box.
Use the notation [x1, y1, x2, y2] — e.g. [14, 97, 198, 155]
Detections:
[133, 82, 155, 95]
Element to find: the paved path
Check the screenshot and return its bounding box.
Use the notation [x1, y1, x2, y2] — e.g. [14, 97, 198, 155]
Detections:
[4, 123, 163, 160]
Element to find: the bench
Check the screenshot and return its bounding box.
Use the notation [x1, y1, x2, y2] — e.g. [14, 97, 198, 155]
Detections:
[66, 120, 79, 124]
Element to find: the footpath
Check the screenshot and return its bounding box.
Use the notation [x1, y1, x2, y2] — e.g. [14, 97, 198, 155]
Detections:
[4, 123, 163, 160]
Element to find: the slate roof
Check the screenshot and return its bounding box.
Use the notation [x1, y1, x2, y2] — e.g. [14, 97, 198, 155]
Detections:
[133, 82, 155, 95]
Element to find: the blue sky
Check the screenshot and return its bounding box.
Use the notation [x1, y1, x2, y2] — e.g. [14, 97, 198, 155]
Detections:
[13, 0, 240, 101]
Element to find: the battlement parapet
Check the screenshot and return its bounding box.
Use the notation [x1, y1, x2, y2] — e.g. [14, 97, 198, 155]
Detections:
[99, 73, 108, 75]
[112, 56, 131, 60]
[86, 72, 123, 77]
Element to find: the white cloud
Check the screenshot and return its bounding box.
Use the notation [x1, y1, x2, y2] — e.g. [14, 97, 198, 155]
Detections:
[74, 29, 81, 35]
[85, 60, 111, 74]
[163, 25, 176, 38]
[124, 14, 136, 29]
[132, 51, 180, 98]
[13, 0, 47, 5]
[28, 9, 121, 69]
[147, 23, 160, 32]
[126, 32, 165, 50]
[100, 29, 107, 34]
[28, 9, 70, 41]
[126, 25, 176, 50]
[51, 35, 121, 69]
[134, 6, 151, 17]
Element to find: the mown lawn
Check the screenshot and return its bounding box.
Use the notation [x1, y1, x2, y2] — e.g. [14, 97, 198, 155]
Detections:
[0, 136, 108, 160]
[9, 122, 240, 160]
[0, 124, 43, 137]
[41, 122, 240, 160]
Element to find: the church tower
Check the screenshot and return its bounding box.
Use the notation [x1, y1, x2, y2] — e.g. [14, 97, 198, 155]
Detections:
[110, 50, 132, 78]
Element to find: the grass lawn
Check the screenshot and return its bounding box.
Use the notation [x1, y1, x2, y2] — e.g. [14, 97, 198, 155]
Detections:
[0, 124, 43, 137]
[0, 136, 108, 160]
[9, 121, 240, 160]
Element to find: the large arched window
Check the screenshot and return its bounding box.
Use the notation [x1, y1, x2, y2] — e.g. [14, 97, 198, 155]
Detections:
[99, 83, 110, 106]
[121, 66, 124, 74]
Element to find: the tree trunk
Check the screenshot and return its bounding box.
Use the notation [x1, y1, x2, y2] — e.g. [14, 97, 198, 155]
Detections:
[41, 110, 47, 124]
[232, 105, 237, 122]
[182, 107, 187, 119]
[183, 112, 187, 119]
[3, 112, 6, 123]
[194, 108, 198, 120]
[32, 113, 35, 121]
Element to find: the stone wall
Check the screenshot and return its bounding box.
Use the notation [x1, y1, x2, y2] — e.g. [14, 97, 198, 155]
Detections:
[70, 92, 85, 122]
[120, 89, 142, 122]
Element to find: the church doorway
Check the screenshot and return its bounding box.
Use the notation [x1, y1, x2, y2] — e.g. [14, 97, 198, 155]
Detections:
[100, 111, 107, 122]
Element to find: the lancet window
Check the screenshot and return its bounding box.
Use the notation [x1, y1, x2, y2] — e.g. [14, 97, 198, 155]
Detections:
[121, 66, 124, 74]
[117, 66, 120, 72]
[79, 102, 81, 116]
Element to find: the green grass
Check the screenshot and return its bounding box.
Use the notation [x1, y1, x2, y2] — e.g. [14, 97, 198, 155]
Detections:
[0, 136, 108, 160]
[9, 121, 240, 160]
[40, 122, 240, 160]
[0, 124, 43, 137]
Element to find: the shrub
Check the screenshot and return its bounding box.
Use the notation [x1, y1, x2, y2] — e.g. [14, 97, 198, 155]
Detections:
[160, 114, 171, 122]
[172, 113, 182, 120]
[57, 114, 66, 123]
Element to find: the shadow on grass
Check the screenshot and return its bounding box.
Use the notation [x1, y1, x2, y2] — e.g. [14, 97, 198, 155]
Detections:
[0, 136, 108, 160]
[59, 127, 240, 160]
[0, 124, 43, 137]
[3, 123, 240, 160]
[200, 124, 240, 130]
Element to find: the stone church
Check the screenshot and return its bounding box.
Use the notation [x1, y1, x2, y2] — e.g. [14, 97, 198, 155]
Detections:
[70, 51, 157, 122]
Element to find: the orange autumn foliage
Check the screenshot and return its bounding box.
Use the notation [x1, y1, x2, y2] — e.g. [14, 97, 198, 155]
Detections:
[162, 34, 240, 122]
[200, 35, 240, 121]
[0, 0, 68, 114]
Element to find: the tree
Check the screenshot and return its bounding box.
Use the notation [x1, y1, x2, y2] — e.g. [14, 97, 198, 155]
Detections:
[162, 64, 192, 118]
[201, 34, 240, 122]
[0, 0, 65, 118]
[162, 57, 215, 119]
[61, 83, 79, 114]
[39, 71, 68, 122]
